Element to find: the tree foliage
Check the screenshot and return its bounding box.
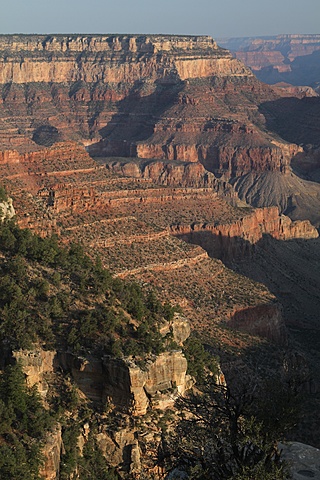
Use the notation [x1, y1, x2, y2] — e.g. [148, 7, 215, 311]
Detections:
[161, 374, 299, 479]
[0, 362, 54, 480]
[0, 219, 178, 356]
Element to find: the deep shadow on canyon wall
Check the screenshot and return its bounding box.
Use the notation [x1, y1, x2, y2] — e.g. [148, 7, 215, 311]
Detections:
[87, 80, 184, 157]
[180, 227, 320, 448]
[259, 96, 320, 148]
[174, 229, 320, 330]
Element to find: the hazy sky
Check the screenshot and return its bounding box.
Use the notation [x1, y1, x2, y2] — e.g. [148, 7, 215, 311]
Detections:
[0, 0, 319, 38]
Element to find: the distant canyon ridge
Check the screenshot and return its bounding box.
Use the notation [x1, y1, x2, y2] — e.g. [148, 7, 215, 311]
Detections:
[218, 34, 320, 89]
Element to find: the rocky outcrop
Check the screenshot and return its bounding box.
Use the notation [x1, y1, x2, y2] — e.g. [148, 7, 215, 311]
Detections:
[96, 426, 140, 473]
[40, 425, 62, 480]
[279, 442, 320, 480]
[58, 350, 191, 416]
[13, 348, 56, 398]
[12, 349, 62, 478]
[104, 351, 191, 415]
[0, 197, 15, 221]
[160, 313, 191, 346]
[56, 315, 191, 416]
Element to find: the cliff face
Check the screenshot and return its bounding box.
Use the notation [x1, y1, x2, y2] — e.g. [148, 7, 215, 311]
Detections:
[0, 34, 249, 84]
[105, 157, 239, 200]
[229, 304, 286, 344]
[171, 206, 318, 260]
[103, 351, 191, 415]
[55, 315, 192, 416]
[57, 349, 191, 416]
[0, 34, 290, 178]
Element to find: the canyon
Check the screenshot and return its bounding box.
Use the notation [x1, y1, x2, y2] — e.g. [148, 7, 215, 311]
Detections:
[0, 34, 319, 224]
[0, 34, 319, 478]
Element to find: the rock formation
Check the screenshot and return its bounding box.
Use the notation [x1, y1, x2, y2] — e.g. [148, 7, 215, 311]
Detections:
[11, 315, 192, 475]
[40, 426, 63, 480]
[0, 34, 249, 84]
[103, 351, 191, 415]
[39, 315, 192, 416]
[13, 349, 56, 398]
[279, 442, 320, 480]
[0, 35, 319, 476]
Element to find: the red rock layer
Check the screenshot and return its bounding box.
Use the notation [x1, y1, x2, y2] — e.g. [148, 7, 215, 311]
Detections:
[171, 206, 318, 260]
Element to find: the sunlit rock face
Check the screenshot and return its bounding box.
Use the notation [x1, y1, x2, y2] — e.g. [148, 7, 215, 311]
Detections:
[0, 34, 250, 84]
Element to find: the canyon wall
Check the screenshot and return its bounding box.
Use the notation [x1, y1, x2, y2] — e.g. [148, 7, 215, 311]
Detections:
[0, 34, 287, 173]
[0, 33, 315, 223]
[229, 304, 286, 344]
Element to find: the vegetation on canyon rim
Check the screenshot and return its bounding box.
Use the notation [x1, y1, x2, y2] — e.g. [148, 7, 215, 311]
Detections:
[0, 218, 177, 355]
[0, 216, 300, 479]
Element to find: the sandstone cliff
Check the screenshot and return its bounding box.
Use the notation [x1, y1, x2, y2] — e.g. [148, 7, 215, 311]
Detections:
[10, 314, 192, 476]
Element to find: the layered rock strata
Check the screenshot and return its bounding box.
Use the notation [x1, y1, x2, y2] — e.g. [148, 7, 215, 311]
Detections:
[0, 34, 250, 84]
[0, 35, 288, 173]
[1, 34, 319, 222]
